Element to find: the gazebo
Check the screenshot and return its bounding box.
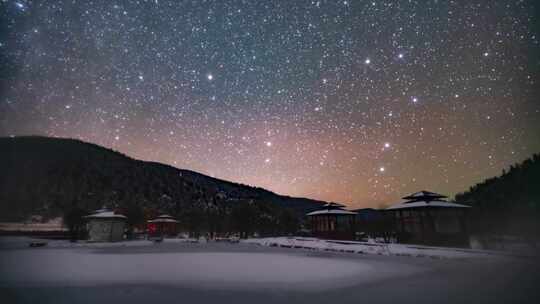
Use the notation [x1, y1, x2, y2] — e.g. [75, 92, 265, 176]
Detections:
[84, 209, 127, 242]
[147, 214, 179, 239]
[306, 203, 356, 240]
[386, 191, 470, 246]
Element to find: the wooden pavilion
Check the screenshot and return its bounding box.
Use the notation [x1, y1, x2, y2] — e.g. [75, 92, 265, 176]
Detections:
[306, 203, 356, 240]
[84, 209, 127, 242]
[386, 191, 470, 246]
[147, 214, 179, 239]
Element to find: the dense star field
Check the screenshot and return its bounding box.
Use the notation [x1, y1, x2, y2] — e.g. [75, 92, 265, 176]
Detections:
[0, 1, 539, 207]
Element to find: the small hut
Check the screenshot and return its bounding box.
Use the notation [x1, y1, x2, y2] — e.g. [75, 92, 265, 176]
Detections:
[386, 191, 470, 246]
[84, 210, 127, 242]
[147, 214, 179, 239]
[307, 203, 356, 240]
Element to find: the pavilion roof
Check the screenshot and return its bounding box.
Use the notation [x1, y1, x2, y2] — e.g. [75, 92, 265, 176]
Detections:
[148, 218, 179, 223]
[386, 200, 470, 210]
[84, 211, 127, 220]
[306, 209, 357, 216]
[386, 191, 470, 210]
[322, 202, 346, 209]
[148, 214, 179, 223]
[402, 190, 447, 201]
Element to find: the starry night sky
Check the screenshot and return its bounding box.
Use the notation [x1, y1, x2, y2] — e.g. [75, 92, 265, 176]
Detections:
[1, 0, 539, 208]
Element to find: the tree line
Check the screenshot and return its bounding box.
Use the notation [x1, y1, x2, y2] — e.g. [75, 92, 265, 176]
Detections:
[455, 153, 540, 242]
[64, 196, 299, 240]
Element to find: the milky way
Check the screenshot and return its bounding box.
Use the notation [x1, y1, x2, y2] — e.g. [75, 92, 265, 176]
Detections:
[1, 1, 539, 207]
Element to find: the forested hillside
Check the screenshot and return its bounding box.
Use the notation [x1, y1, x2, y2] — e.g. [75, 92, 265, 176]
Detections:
[0, 136, 326, 236]
[455, 154, 540, 237]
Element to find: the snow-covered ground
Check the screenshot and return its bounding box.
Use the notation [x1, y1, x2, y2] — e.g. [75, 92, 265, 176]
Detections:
[0, 236, 204, 250]
[0, 237, 421, 291]
[0, 249, 412, 290]
[0, 219, 65, 232]
[1, 237, 539, 304]
[243, 237, 528, 259]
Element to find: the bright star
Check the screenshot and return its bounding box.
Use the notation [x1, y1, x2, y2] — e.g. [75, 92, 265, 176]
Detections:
[207, 74, 213, 80]
[365, 58, 371, 64]
[15, 2, 26, 10]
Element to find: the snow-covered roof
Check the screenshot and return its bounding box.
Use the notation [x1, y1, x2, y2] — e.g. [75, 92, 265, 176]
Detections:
[402, 190, 447, 200]
[306, 209, 357, 216]
[148, 219, 178, 223]
[386, 200, 470, 210]
[322, 202, 346, 208]
[84, 211, 127, 220]
[148, 214, 179, 223]
[148, 218, 179, 223]
[92, 208, 111, 213]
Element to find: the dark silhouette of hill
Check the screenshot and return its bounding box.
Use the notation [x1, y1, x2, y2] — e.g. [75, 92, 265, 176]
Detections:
[0, 136, 325, 233]
[455, 154, 540, 237]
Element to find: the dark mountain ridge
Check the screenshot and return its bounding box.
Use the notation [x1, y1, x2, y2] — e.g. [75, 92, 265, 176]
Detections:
[0, 136, 326, 222]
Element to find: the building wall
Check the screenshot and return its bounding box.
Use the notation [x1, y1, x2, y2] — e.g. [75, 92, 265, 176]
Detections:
[392, 208, 469, 246]
[147, 222, 178, 238]
[434, 209, 462, 233]
[87, 219, 125, 242]
[310, 215, 355, 240]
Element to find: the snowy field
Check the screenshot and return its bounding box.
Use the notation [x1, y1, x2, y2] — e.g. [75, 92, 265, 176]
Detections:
[242, 237, 536, 258]
[1, 237, 539, 304]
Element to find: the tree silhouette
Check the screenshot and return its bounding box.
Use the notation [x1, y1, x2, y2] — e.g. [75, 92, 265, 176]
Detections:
[455, 153, 540, 243]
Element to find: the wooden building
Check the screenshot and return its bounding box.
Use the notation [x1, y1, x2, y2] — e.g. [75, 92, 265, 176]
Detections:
[307, 203, 356, 240]
[84, 210, 127, 242]
[386, 191, 470, 246]
[147, 214, 179, 239]
[353, 208, 389, 240]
